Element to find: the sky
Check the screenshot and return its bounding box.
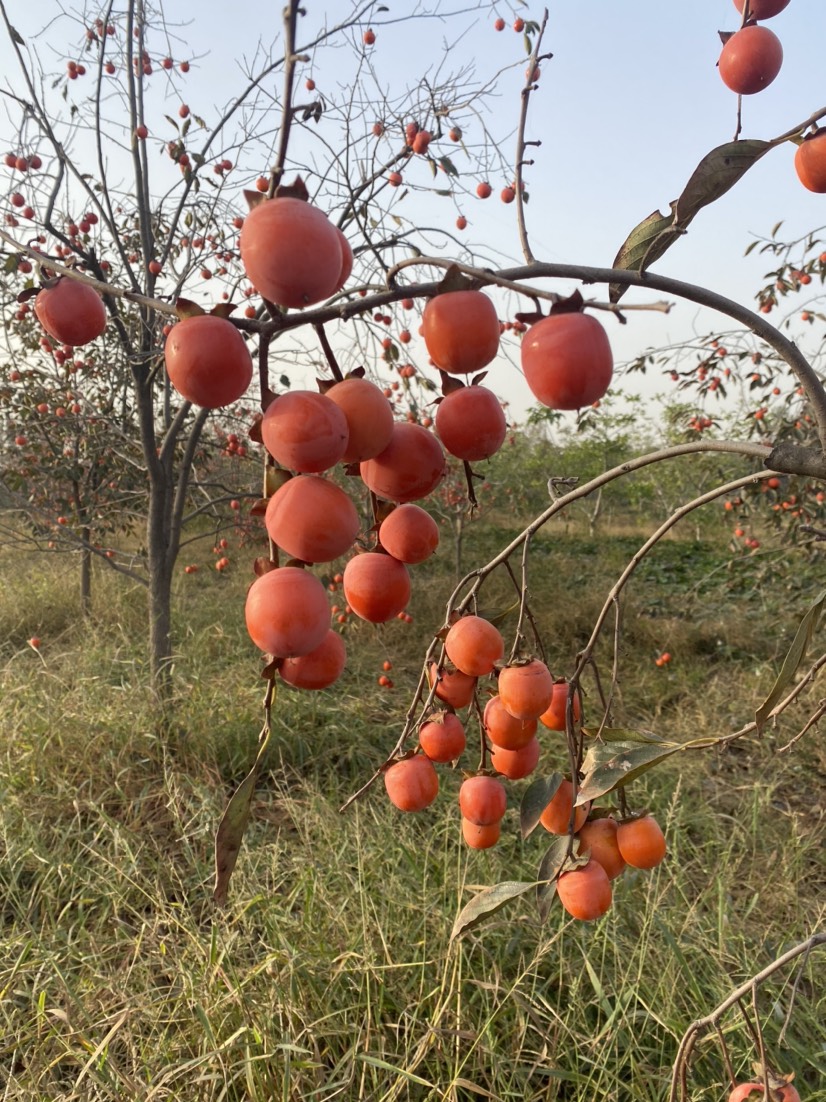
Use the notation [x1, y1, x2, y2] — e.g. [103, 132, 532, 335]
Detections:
[1, 0, 824, 421]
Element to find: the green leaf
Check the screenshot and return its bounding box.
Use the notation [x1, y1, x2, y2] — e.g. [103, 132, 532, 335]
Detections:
[576, 738, 684, 805]
[520, 772, 563, 839]
[582, 726, 667, 745]
[609, 206, 680, 303]
[213, 721, 273, 906]
[755, 589, 826, 730]
[450, 880, 536, 941]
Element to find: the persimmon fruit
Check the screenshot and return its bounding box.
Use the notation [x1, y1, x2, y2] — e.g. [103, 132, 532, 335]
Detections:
[245, 566, 330, 657]
[462, 817, 501, 849]
[556, 859, 612, 921]
[577, 817, 626, 880]
[165, 314, 253, 409]
[490, 735, 541, 780]
[732, 0, 790, 18]
[422, 290, 500, 375]
[616, 815, 667, 869]
[325, 376, 394, 463]
[343, 552, 410, 622]
[728, 1083, 800, 1102]
[795, 129, 826, 194]
[260, 390, 349, 473]
[419, 712, 466, 763]
[279, 629, 346, 690]
[521, 312, 613, 410]
[483, 695, 537, 750]
[428, 662, 477, 709]
[240, 197, 345, 308]
[384, 754, 439, 812]
[360, 422, 446, 503]
[379, 503, 440, 563]
[435, 384, 507, 461]
[459, 775, 507, 825]
[444, 614, 504, 677]
[264, 475, 359, 563]
[539, 680, 581, 732]
[540, 778, 589, 835]
[34, 277, 107, 347]
[718, 25, 783, 95]
[498, 659, 554, 720]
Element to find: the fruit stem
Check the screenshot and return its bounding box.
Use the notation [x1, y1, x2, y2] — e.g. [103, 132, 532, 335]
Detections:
[313, 322, 345, 382]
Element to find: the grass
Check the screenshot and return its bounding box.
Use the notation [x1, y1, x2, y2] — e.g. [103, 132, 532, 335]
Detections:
[1, 518, 825, 1101]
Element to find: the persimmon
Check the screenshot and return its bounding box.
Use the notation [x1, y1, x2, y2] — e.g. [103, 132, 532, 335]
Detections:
[244, 566, 330, 656]
[616, 815, 667, 869]
[279, 629, 346, 690]
[384, 754, 439, 812]
[336, 229, 353, 289]
[419, 712, 466, 763]
[422, 290, 500, 375]
[326, 376, 394, 462]
[732, 0, 790, 19]
[459, 775, 507, 825]
[718, 25, 783, 96]
[343, 552, 410, 622]
[359, 422, 446, 503]
[728, 1083, 800, 1102]
[556, 859, 613, 921]
[428, 662, 477, 709]
[498, 659, 554, 720]
[490, 735, 541, 780]
[539, 778, 589, 835]
[795, 129, 826, 194]
[521, 312, 613, 410]
[379, 503, 440, 563]
[34, 277, 106, 347]
[462, 817, 501, 849]
[239, 196, 345, 308]
[260, 390, 349, 473]
[444, 614, 504, 677]
[577, 817, 626, 880]
[539, 680, 581, 732]
[483, 695, 537, 750]
[264, 475, 359, 563]
[435, 384, 507, 461]
[165, 314, 253, 408]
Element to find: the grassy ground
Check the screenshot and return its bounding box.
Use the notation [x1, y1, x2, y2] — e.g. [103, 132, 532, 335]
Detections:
[1, 517, 825, 1101]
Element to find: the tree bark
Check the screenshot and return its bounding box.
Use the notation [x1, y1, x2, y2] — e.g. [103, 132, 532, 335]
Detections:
[80, 525, 92, 616]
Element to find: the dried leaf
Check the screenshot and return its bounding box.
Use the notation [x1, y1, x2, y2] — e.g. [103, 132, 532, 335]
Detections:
[450, 880, 536, 941]
[213, 722, 273, 905]
[576, 738, 683, 805]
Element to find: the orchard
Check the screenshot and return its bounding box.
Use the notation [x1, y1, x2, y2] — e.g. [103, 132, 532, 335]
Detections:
[0, 2, 824, 1100]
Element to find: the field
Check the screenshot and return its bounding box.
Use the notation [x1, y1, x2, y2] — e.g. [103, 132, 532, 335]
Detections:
[1, 512, 825, 1102]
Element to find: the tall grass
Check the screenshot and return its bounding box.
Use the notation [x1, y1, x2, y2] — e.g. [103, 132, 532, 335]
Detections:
[1, 527, 824, 1101]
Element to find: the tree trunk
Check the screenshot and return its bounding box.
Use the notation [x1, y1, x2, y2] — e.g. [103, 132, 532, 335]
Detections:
[80, 526, 92, 616]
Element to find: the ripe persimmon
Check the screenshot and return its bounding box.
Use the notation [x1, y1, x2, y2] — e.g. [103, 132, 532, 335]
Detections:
[422, 290, 500, 375]
[483, 695, 537, 751]
[384, 754, 439, 812]
[732, 0, 790, 18]
[428, 662, 477, 709]
[616, 815, 667, 869]
[498, 659, 554, 720]
[434, 383, 507, 461]
[718, 25, 783, 96]
[379, 503, 440, 563]
[490, 735, 541, 780]
[444, 614, 504, 677]
[240, 196, 345, 308]
[279, 628, 346, 690]
[539, 680, 581, 732]
[260, 390, 349, 473]
[34, 277, 106, 347]
[577, 817, 626, 880]
[326, 376, 394, 462]
[245, 566, 330, 656]
[459, 775, 507, 825]
[539, 778, 589, 835]
[795, 129, 826, 194]
[264, 474, 359, 563]
[360, 422, 446, 503]
[462, 817, 501, 849]
[521, 312, 613, 410]
[343, 551, 410, 622]
[728, 1083, 800, 1102]
[556, 859, 612, 921]
[419, 712, 466, 763]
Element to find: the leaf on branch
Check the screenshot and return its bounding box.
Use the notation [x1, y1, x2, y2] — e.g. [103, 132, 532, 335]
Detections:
[9, 25, 25, 45]
[213, 722, 273, 906]
[755, 589, 826, 731]
[450, 880, 537, 941]
[576, 735, 683, 804]
[536, 835, 574, 922]
[520, 772, 563, 839]
[610, 138, 771, 302]
[437, 155, 459, 177]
